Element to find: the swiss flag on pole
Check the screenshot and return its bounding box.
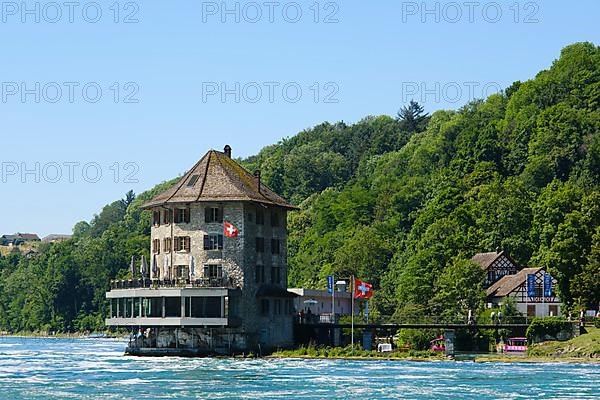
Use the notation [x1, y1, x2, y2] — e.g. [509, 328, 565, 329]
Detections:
[223, 221, 239, 238]
[354, 278, 373, 299]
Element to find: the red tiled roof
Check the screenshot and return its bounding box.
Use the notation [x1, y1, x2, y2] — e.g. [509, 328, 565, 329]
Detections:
[142, 148, 297, 210]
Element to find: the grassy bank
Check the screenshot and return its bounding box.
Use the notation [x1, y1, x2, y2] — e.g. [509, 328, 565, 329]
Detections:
[474, 327, 600, 363]
[269, 345, 444, 361]
[527, 327, 600, 359]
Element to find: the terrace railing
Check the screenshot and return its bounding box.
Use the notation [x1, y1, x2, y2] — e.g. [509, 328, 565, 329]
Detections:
[110, 277, 233, 290]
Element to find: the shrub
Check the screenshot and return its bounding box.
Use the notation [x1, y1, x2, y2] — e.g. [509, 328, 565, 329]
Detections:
[526, 317, 573, 342]
[594, 318, 600, 329]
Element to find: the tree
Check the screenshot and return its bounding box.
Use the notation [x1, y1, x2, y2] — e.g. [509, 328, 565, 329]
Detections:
[397, 100, 429, 132]
[430, 258, 486, 319]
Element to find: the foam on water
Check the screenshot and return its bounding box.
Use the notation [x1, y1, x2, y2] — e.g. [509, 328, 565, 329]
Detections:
[0, 337, 598, 399]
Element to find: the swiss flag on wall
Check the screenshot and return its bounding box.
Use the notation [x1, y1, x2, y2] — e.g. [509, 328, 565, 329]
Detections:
[354, 278, 373, 299]
[224, 221, 239, 238]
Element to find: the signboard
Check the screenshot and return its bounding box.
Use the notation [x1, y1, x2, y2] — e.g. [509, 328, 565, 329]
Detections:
[543, 274, 553, 297]
[527, 274, 536, 297]
[327, 275, 334, 294]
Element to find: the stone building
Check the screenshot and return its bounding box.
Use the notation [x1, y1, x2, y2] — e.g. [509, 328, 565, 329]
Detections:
[105, 145, 298, 355]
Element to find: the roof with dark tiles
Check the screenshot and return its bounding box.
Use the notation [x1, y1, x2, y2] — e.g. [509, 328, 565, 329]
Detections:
[486, 267, 544, 297]
[142, 146, 297, 210]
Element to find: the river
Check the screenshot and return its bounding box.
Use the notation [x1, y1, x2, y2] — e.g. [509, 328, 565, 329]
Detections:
[0, 337, 597, 399]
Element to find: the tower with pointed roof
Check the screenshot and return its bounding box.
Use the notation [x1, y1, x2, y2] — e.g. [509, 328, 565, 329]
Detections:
[105, 145, 298, 355]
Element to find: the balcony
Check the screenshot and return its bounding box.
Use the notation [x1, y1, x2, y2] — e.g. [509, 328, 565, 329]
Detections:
[110, 277, 233, 290]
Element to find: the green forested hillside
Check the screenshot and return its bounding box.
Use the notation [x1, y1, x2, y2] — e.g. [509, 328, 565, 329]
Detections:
[0, 43, 598, 332]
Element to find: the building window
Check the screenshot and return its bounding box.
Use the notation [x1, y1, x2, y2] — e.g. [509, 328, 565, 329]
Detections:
[175, 265, 189, 279]
[187, 174, 200, 187]
[153, 239, 161, 254]
[255, 265, 265, 284]
[174, 208, 190, 224]
[248, 212, 253, 222]
[527, 305, 536, 317]
[174, 236, 191, 252]
[152, 211, 161, 226]
[274, 299, 282, 315]
[186, 296, 222, 318]
[549, 305, 558, 316]
[256, 237, 265, 253]
[271, 239, 281, 254]
[271, 211, 279, 227]
[261, 299, 270, 316]
[271, 266, 281, 285]
[143, 297, 162, 318]
[256, 209, 264, 225]
[163, 238, 172, 253]
[163, 209, 173, 224]
[203, 264, 223, 278]
[203, 234, 223, 250]
[165, 297, 181, 317]
[205, 207, 223, 223]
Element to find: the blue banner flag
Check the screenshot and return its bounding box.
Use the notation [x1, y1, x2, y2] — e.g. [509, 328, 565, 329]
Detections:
[327, 275, 334, 294]
[527, 274, 536, 297]
[544, 274, 553, 297]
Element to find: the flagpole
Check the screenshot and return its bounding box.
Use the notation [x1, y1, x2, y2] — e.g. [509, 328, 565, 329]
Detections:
[351, 275, 354, 355]
[332, 274, 335, 324]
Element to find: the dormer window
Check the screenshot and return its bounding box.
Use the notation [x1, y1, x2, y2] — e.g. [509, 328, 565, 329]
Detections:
[187, 175, 200, 187]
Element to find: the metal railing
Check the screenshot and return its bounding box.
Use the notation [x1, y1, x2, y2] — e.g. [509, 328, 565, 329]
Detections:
[110, 277, 233, 290]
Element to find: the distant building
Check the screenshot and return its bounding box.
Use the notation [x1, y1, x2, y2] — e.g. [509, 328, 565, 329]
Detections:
[23, 249, 39, 259]
[486, 266, 561, 317]
[288, 288, 355, 322]
[42, 234, 73, 243]
[105, 145, 299, 355]
[471, 250, 520, 287]
[1, 233, 40, 246]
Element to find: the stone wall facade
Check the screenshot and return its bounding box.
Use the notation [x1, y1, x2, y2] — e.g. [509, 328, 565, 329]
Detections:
[147, 201, 293, 350]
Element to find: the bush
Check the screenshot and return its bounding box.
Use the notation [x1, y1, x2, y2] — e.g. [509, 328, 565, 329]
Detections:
[526, 317, 573, 342]
[594, 318, 600, 329]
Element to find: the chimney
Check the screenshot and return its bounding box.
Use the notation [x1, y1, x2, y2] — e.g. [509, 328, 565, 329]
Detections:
[254, 170, 261, 192]
[224, 145, 232, 158]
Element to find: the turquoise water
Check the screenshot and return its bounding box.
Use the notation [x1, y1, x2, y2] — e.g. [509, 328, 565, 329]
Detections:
[0, 337, 598, 399]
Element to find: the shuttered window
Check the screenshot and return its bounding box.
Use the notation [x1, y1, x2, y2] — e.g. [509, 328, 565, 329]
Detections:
[203, 234, 223, 250]
[255, 237, 265, 253]
[152, 211, 161, 226]
[256, 209, 264, 225]
[163, 238, 172, 253]
[175, 208, 190, 224]
[255, 265, 265, 283]
[174, 236, 191, 252]
[163, 209, 173, 224]
[271, 212, 279, 227]
[271, 239, 281, 254]
[271, 266, 281, 285]
[205, 207, 223, 223]
[153, 239, 160, 254]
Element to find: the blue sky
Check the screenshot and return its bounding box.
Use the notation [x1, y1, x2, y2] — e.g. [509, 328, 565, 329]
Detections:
[1, 0, 599, 237]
